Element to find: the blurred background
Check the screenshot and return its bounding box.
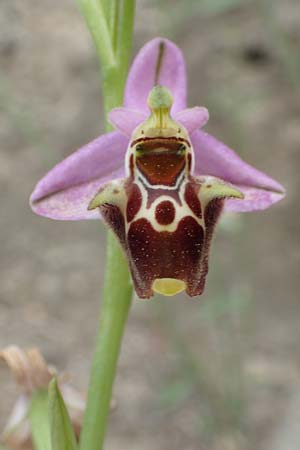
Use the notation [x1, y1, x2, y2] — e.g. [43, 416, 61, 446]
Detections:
[0, 0, 299, 449]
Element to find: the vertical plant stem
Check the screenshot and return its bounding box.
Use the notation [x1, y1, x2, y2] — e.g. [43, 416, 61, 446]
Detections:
[117, 0, 136, 82]
[76, 0, 115, 67]
[78, 1, 135, 450]
[80, 235, 132, 450]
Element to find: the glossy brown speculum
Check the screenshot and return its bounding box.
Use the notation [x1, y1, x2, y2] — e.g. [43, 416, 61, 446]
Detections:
[134, 137, 187, 186]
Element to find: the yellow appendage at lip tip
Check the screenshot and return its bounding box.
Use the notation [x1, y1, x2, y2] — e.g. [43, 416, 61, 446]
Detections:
[152, 278, 186, 296]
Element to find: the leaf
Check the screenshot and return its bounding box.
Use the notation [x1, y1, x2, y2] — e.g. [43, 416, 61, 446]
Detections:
[29, 390, 51, 450]
[48, 378, 78, 450]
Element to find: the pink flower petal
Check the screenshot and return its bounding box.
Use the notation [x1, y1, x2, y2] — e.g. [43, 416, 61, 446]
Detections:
[30, 132, 128, 220]
[109, 106, 209, 137]
[225, 186, 285, 212]
[124, 38, 187, 115]
[175, 107, 209, 134]
[191, 129, 285, 211]
[109, 108, 147, 136]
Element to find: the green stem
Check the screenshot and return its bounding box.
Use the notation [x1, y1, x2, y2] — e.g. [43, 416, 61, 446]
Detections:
[79, 234, 132, 450]
[78, 2, 135, 450]
[117, 0, 135, 82]
[76, 0, 116, 67]
[101, 0, 135, 117]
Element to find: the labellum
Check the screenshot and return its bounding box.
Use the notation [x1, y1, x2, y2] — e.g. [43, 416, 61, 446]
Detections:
[89, 86, 243, 299]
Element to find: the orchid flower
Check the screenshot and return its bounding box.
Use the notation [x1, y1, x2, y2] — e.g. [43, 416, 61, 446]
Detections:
[30, 38, 284, 299]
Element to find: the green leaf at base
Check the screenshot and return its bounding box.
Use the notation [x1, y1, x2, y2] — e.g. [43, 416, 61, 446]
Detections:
[48, 378, 78, 450]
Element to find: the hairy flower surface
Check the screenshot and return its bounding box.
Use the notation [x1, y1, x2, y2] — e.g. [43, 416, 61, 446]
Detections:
[30, 38, 284, 298]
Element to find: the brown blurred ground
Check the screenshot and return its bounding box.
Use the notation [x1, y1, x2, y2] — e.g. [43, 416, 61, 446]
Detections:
[0, 1, 300, 449]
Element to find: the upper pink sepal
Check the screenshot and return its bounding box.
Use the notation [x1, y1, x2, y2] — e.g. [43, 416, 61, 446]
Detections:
[124, 38, 187, 115]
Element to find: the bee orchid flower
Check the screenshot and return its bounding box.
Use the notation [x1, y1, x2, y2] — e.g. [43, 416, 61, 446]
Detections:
[30, 38, 284, 299]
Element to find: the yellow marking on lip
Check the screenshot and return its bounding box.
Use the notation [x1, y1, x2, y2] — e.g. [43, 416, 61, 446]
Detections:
[152, 278, 186, 296]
